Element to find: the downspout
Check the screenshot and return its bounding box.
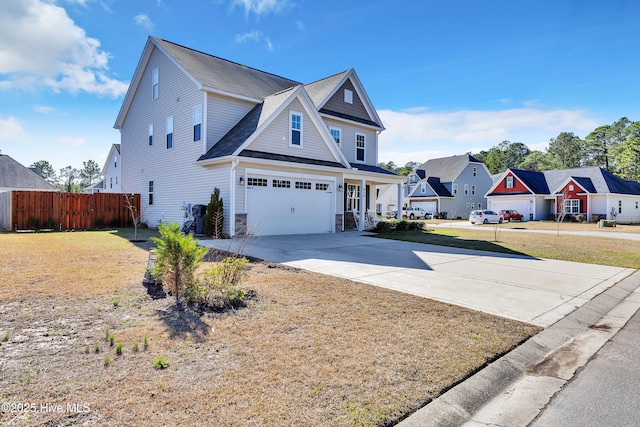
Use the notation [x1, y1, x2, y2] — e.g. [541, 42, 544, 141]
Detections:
[229, 159, 239, 236]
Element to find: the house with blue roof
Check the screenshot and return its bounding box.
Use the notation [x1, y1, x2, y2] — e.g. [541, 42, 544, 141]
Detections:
[114, 37, 404, 235]
[486, 166, 640, 222]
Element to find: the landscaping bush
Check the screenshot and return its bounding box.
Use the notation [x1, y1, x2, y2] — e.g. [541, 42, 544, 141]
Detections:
[187, 257, 250, 310]
[395, 220, 411, 231]
[373, 221, 393, 233]
[204, 188, 224, 238]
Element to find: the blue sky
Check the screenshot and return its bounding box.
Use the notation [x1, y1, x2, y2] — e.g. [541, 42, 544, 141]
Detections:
[1, 0, 639, 174]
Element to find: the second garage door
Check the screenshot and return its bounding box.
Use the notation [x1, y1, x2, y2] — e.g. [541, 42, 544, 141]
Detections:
[246, 174, 334, 235]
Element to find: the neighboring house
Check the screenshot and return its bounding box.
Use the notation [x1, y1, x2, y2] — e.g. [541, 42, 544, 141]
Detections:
[114, 37, 403, 235]
[486, 167, 640, 223]
[83, 180, 104, 194]
[102, 144, 121, 193]
[407, 154, 493, 219]
[376, 171, 421, 214]
[0, 154, 57, 192]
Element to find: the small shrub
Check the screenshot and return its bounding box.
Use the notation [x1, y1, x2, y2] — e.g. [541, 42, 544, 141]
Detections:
[94, 218, 105, 229]
[84, 344, 90, 354]
[94, 343, 101, 353]
[104, 356, 111, 366]
[395, 220, 411, 231]
[115, 341, 123, 356]
[113, 298, 119, 308]
[408, 221, 424, 231]
[187, 257, 249, 310]
[25, 372, 33, 384]
[152, 356, 170, 370]
[109, 334, 115, 347]
[143, 336, 149, 350]
[105, 328, 110, 341]
[28, 217, 39, 230]
[204, 188, 224, 238]
[132, 341, 139, 352]
[45, 218, 57, 229]
[575, 214, 585, 223]
[373, 221, 392, 233]
[2, 332, 8, 342]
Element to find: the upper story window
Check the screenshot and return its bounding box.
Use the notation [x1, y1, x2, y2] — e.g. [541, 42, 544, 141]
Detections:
[290, 111, 302, 147]
[148, 180, 154, 205]
[166, 116, 173, 149]
[453, 184, 458, 195]
[569, 184, 574, 191]
[110, 177, 113, 189]
[473, 166, 477, 177]
[356, 133, 365, 162]
[464, 184, 469, 195]
[330, 127, 341, 146]
[149, 124, 153, 146]
[421, 183, 426, 194]
[114, 156, 117, 168]
[344, 89, 353, 104]
[193, 105, 202, 142]
[506, 176, 514, 188]
[152, 68, 159, 100]
[471, 185, 476, 195]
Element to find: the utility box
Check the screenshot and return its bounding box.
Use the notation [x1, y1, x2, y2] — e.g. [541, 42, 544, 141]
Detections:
[192, 204, 207, 235]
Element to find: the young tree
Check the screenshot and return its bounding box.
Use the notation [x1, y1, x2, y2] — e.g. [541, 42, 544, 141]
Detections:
[58, 166, 79, 192]
[30, 160, 57, 183]
[124, 193, 142, 241]
[79, 160, 102, 187]
[204, 188, 224, 238]
[151, 222, 208, 303]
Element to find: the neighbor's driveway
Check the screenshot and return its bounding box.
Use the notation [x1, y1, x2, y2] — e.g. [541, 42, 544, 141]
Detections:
[201, 233, 633, 327]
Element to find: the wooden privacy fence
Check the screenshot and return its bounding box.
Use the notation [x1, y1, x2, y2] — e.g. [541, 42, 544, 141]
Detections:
[10, 191, 140, 231]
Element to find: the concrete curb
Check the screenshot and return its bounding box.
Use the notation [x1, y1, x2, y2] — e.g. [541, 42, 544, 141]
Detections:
[397, 270, 640, 427]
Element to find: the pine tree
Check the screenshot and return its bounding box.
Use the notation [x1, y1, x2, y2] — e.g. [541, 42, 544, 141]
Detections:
[204, 188, 224, 238]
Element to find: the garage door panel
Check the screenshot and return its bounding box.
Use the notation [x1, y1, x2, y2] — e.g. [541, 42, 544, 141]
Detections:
[247, 175, 333, 236]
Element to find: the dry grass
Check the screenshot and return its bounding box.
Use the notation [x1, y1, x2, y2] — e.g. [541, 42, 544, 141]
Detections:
[380, 227, 640, 268]
[0, 230, 539, 426]
[429, 218, 640, 234]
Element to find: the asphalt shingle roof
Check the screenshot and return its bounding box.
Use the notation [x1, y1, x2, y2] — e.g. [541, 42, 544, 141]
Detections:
[417, 154, 483, 183]
[0, 154, 57, 191]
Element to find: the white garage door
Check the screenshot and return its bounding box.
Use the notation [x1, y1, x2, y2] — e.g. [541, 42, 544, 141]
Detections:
[412, 201, 437, 214]
[489, 198, 531, 221]
[246, 174, 334, 235]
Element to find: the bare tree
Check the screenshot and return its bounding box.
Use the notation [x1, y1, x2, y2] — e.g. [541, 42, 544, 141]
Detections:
[555, 186, 572, 236]
[124, 193, 142, 241]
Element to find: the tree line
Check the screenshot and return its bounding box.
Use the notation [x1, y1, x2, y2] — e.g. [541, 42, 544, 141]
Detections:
[30, 159, 102, 192]
[380, 117, 640, 182]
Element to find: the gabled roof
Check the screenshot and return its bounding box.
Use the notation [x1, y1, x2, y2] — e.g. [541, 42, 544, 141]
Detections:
[198, 85, 351, 168]
[489, 166, 640, 197]
[0, 154, 57, 191]
[427, 177, 453, 197]
[102, 143, 121, 174]
[416, 154, 484, 183]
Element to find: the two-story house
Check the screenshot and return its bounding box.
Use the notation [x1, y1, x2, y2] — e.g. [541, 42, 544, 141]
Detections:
[408, 154, 492, 219]
[101, 144, 121, 193]
[114, 37, 403, 236]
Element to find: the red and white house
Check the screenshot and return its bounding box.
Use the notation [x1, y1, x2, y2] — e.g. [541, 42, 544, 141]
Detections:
[486, 167, 640, 223]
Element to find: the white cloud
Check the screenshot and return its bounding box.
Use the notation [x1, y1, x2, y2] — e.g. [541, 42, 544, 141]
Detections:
[265, 37, 273, 51]
[0, 116, 27, 142]
[235, 31, 261, 43]
[33, 105, 57, 115]
[378, 108, 600, 164]
[295, 20, 305, 31]
[0, 0, 128, 97]
[57, 136, 86, 147]
[134, 13, 154, 31]
[231, 0, 289, 16]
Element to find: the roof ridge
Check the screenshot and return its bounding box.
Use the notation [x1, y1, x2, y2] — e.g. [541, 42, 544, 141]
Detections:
[155, 37, 301, 85]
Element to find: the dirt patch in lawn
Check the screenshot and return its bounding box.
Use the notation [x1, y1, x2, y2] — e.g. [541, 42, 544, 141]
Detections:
[0, 230, 540, 426]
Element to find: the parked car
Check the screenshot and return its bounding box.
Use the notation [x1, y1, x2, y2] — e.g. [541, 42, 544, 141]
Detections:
[385, 207, 427, 220]
[499, 209, 523, 222]
[469, 210, 503, 224]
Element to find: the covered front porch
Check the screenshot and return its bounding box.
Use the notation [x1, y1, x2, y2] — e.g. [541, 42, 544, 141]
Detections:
[342, 171, 404, 231]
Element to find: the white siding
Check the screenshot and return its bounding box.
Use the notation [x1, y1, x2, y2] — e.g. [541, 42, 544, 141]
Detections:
[248, 99, 336, 163]
[120, 46, 233, 233]
[591, 195, 607, 217]
[102, 146, 121, 193]
[324, 118, 377, 165]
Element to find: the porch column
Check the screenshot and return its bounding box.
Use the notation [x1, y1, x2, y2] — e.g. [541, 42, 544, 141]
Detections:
[358, 179, 366, 231]
[397, 182, 403, 218]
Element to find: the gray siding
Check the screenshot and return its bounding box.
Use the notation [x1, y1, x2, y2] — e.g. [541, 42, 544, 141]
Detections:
[443, 163, 493, 218]
[323, 79, 372, 124]
[206, 93, 256, 153]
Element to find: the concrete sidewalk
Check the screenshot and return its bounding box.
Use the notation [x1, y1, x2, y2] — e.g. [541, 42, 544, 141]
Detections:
[202, 232, 634, 327]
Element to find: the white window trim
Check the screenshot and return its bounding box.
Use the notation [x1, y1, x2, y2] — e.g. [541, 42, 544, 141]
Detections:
[355, 132, 366, 163]
[166, 116, 174, 149]
[473, 167, 477, 177]
[421, 183, 426, 194]
[453, 183, 458, 195]
[471, 185, 476, 195]
[152, 68, 158, 100]
[329, 126, 341, 146]
[563, 199, 580, 214]
[148, 123, 153, 146]
[193, 105, 202, 142]
[464, 184, 469, 195]
[289, 110, 303, 148]
[506, 176, 514, 188]
[344, 89, 353, 104]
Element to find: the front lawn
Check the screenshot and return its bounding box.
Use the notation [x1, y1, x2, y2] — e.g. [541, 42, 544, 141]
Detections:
[0, 230, 540, 426]
[376, 228, 640, 268]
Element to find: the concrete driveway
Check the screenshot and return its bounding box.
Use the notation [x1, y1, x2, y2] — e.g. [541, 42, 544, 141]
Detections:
[202, 232, 634, 327]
